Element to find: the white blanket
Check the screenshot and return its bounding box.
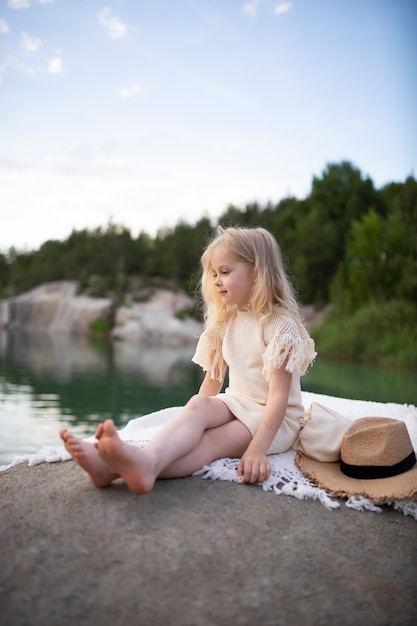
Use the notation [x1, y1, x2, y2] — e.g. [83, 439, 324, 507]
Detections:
[2, 391, 417, 519]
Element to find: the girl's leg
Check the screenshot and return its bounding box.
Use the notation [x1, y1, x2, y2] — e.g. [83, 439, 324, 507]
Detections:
[59, 428, 119, 488]
[97, 395, 238, 494]
[158, 418, 252, 478]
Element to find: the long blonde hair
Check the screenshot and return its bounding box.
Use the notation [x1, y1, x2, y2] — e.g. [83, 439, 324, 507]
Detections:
[200, 226, 302, 325]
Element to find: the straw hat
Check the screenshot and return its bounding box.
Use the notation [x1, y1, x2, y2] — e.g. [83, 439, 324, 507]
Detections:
[295, 416, 417, 503]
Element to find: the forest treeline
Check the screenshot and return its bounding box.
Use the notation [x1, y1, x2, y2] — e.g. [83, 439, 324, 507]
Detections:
[1, 161, 416, 368]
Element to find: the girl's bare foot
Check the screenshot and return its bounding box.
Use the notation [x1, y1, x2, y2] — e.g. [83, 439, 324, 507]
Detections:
[96, 420, 157, 494]
[59, 428, 119, 488]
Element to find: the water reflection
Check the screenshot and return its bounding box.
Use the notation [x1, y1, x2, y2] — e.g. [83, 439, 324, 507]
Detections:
[1, 330, 197, 384]
[0, 330, 416, 466]
[0, 330, 201, 465]
[112, 341, 199, 384]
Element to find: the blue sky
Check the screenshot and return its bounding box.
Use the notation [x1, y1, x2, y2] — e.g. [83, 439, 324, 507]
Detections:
[1, 0, 416, 252]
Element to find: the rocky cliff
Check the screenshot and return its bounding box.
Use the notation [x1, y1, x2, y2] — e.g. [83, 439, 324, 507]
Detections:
[112, 289, 202, 346]
[0, 281, 202, 345]
[0, 282, 112, 335]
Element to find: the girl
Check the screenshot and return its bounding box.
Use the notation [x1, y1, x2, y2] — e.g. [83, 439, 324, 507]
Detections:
[60, 226, 316, 493]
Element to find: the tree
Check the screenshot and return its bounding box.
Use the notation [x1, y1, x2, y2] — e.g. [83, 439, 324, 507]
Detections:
[291, 161, 381, 303]
[331, 175, 417, 313]
[379, 176, 417, 303]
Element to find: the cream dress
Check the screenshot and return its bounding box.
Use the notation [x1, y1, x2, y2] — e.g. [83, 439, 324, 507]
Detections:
[192, 308, 316, 454]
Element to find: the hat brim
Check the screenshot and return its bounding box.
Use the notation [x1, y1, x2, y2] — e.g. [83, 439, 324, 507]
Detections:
[295, 451, 417, 504]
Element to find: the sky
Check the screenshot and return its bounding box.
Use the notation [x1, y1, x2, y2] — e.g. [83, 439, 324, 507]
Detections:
[0, 0, 416, 252]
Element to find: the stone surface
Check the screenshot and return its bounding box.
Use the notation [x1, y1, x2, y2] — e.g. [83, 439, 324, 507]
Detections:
[0, 461, 416, 626]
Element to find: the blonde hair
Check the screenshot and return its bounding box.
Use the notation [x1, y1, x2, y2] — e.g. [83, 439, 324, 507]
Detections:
[200, 226, 302, 325]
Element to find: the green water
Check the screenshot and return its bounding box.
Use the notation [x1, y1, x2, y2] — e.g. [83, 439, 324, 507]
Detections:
[302, 358, 417, 405]
[0, 330, 415, 466]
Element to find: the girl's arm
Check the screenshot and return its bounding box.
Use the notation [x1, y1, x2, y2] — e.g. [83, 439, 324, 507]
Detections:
[198, 370, 224, 396]
[237, 366, 292, 484]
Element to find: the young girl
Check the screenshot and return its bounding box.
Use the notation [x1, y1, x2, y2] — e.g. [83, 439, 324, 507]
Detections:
[60, 226, 316, 493]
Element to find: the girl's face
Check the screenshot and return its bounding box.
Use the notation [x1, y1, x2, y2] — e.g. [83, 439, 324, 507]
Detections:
[210, 247, 255, 311]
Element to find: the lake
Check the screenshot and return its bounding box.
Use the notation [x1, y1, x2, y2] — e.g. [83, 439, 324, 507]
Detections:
[1, 330, 416, 466]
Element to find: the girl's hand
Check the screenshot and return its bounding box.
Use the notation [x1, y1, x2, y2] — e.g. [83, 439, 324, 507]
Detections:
[237, 447, 271, 484]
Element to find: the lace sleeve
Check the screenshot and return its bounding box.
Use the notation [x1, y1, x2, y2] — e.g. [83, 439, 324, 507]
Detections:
[191, 322, 228, 382]
[262, 314, 316, 380]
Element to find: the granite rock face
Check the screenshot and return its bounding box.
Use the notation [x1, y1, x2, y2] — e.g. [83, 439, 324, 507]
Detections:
[0, 281, 112, 336]
[112, 289, 202, 346]
[0, 281, 202, 345]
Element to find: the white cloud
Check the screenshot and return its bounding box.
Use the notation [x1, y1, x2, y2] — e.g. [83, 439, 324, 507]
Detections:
[117, 83, 141, 99]
[47, 56, 63, 74]
[243, 1, 261, 17]
[0, 19, 9, 34]
[21, 32, 42, 52]
[7, 0, 31, 9]
[98, 7, 128, 40]
[274, 2, 294, 16]
[7, 0, 55, 7]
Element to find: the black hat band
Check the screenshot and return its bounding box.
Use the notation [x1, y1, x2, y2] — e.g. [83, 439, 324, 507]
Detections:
[340, 450, 416, 480]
